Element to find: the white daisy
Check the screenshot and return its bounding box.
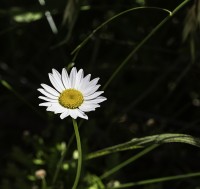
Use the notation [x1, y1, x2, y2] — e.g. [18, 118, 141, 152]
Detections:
[38, 67, 107, 120]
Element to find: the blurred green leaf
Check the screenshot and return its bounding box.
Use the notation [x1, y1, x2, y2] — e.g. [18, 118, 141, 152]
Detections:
[33, 158, 45, 165]
[13, 12, 42, 23]
[27, 175, 36, 181]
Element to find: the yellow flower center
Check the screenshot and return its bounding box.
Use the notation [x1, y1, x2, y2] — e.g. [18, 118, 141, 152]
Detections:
[59, 89, 84, 109]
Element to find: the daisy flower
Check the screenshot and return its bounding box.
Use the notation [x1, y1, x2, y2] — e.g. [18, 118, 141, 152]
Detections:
[38, 67, 106, 120]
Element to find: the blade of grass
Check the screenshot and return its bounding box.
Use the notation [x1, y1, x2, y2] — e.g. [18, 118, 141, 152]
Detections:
[109, 172, 200, 188]
[103, 0, 191, 90]
[86, 133, 200, 160]
[100, 145, 158, 179]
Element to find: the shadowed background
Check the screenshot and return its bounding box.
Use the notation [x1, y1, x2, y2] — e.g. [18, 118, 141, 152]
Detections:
[1, 0, 200, 188]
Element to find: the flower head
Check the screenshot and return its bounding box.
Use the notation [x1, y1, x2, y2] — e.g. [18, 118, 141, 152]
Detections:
[38, 67, 106, 120]
[35, 169, 46, 179]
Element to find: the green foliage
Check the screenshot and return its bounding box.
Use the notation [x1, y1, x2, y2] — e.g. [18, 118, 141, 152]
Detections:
[83, 174, 105, 189]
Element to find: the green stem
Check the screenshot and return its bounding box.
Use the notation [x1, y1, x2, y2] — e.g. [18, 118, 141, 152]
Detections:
[42, 178, 47, 189]
[100, 144, 158, 179]
[52, 121, 84, 185]
[102, 0, 191, 90]
[72, 119, 82, 189]
[110, 172, 200, 188]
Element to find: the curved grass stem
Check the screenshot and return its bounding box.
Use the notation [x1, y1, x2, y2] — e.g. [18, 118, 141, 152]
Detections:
[103, 0, 191, 90]
[71, 7, 171, 55]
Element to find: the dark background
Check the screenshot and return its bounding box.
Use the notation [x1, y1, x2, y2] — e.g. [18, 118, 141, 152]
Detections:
[1, 0, 200, 188]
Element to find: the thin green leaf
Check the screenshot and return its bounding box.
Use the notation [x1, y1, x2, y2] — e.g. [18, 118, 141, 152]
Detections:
[109, 172, 200, 188]
[86, 133, 200, 160]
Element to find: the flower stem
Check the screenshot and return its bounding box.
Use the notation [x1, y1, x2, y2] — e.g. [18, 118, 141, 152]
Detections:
[42, 178, 47, 189]
[72, 119, 82, 189]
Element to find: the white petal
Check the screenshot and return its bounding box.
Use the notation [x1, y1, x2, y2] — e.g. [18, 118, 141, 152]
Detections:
[39, 96, 58, 102]
[68, 109, 78, 119]
[69, 67, 77, 88]
[74, 69, 84, 89]
[82, 101, 101, 107]
[47, 104, 66, 114]
[84, 74, 91, 82]
[76, 109, 88, 119]
[88, 78, 99, 87]
[79, 74, 91, 91]
[81, 77, 99, 91]
[46, 106, 56, 112]
[39, 102, 54, 107]
[62, 68, 70, 89]
[79, 107, 95, 112]
[86, 96, 107, 104]
[41, 84, 60, 96]
[60, 110, 69, 119]
[84, 91, 104, 100]
[38, 88, 58, 99]
[52, 69, 61, 82]
[79, 103, 100, 112]
[83, 84, 101, 96]
[49, 73, 63, 92]
[52, 69, 65, 91]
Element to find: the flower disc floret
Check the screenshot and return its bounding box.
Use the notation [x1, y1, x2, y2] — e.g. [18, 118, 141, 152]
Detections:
[59, 89, 84, 109]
